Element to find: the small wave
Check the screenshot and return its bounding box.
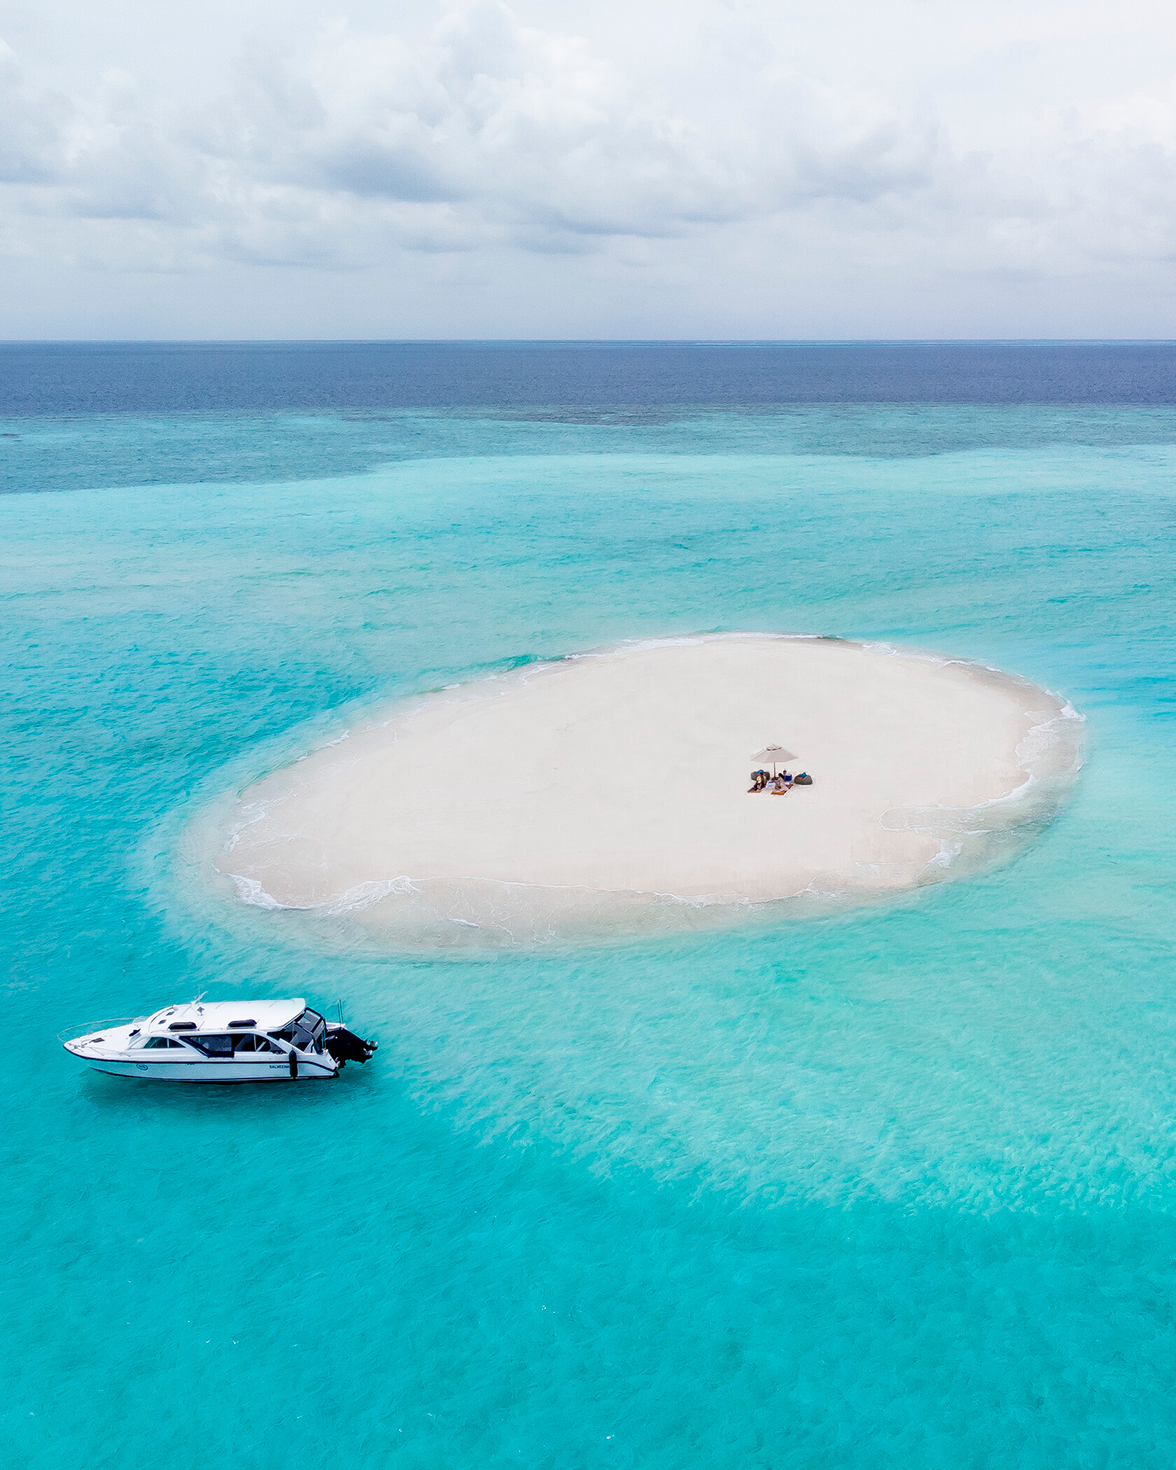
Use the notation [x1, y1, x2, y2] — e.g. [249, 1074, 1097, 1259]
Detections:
[229, 874, 290, 910]
[325, 876, 420, 915]
[652, 890, 751, 909]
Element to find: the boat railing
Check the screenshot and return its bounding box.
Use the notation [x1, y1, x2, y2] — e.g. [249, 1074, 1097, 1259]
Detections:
[57, 1017, 137, 1044]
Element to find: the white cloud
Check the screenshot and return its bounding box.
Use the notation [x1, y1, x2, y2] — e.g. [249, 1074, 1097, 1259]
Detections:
[0, 39, 69, 184]
[0, 6, 953, 262]
[2, 0, 1176, 332]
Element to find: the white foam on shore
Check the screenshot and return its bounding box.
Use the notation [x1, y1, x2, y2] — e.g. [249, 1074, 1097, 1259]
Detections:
[229, 874, 289, 910]
[210, 634, 1083, 949]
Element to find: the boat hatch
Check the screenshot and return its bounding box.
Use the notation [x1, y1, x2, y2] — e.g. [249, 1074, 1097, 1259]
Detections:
[169, 1021, 197, 1031]
[228, 1019, 256, 1028]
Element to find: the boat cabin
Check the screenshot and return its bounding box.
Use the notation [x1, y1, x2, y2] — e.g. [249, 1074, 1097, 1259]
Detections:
[127, 999, 328, 1057]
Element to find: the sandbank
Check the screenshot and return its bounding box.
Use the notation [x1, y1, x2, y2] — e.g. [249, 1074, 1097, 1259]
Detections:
[217, 635, 1081, 945]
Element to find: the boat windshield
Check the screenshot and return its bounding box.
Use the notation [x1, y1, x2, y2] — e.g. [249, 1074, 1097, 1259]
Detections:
[299, 1009, 325, 1039]
[267, 1009, 326, 1053]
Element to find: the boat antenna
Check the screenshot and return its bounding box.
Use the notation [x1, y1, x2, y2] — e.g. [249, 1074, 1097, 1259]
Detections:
[192, 990, 207, 1009]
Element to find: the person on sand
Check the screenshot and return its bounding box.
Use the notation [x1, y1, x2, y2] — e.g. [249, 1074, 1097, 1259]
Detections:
[770, 772, 793, 795]
[748, 770, 766, 793]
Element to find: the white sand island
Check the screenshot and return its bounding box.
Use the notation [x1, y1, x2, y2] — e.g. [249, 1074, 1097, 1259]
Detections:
[217, 635, 1081, 946]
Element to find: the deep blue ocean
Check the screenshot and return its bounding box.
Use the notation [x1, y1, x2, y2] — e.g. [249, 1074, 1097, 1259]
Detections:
[3, 344, 1175, 1467]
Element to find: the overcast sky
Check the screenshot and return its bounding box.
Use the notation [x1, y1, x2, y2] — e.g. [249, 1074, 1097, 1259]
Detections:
[3, 0, 1176, 338]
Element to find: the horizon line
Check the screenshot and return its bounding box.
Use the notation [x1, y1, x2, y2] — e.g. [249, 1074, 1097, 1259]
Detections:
[4, 337, 1176, 348]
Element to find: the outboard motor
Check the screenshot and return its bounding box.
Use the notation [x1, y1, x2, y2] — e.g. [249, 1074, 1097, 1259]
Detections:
[325, 1025, 378, 1066]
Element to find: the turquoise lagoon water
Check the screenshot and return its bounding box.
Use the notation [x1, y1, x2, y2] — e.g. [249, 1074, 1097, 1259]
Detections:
[3, 402, 1176, 1467]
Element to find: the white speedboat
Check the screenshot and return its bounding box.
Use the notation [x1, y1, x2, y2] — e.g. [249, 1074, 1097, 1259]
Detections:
[60, 998, 377, 1083]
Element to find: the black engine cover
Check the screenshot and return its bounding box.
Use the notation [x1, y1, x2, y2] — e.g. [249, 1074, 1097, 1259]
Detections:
[325, 1025, 378, 1064]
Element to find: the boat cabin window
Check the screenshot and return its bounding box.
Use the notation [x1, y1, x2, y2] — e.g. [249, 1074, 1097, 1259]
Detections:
[231, 1034, 279, 1053]
[143, 1036, 187, 1049]
[182, 1033, 235, 1057]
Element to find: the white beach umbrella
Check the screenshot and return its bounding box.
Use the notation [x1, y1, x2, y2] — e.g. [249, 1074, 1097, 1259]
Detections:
[751, 744, 796, 772]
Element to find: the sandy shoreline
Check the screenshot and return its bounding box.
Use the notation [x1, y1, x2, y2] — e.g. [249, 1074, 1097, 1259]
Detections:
[213, 635, 1082, 944]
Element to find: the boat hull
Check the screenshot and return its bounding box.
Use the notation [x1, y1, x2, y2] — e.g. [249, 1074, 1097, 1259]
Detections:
[73, 1053, 338, 1082]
